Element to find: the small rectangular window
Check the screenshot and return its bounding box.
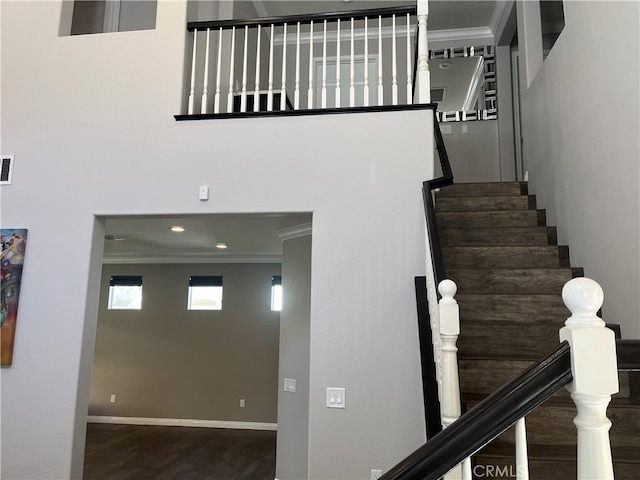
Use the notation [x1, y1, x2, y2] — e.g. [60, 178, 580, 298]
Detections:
[188, 276, 223, 310]
[108, 275, 143, 310]
[271, 275, 282, 312]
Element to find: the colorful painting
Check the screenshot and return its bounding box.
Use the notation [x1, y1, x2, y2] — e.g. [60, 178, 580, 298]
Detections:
[1, 229, 28, 366]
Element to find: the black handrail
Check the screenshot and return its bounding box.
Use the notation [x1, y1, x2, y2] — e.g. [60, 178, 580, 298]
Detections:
[187, 5, 417, 31]
[381, 341, 573, 480]
[423, 109, 453, 289]
[616, 339, 640, 370]
[414, 277, 443, 440]
[412, 108, 454, 440]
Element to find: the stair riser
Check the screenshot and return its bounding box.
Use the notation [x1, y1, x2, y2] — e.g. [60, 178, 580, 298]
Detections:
[456, 294, 569, 324]
[458, 324, 561, 357]
[468, 402, 640, 448]
[443, 246, 569, 269]
[436, 211, 543, 228]
[439, 227, 554, 246]
[461, 364, 631, 398]
[448, 269, 581, 295]
[436, 182, 526, 197]
[436, 195, 535, 212]
[459, 359, 535, 394]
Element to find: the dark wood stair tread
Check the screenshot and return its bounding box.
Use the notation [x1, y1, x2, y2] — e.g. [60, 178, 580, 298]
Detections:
[436, 195, 536, 212]
[443, 245, 570, 269]
[436, 210, 545, 228]
[448, 268, 582, 295]
[440, 226, 556, 246]
[436, 182, 527, 197]
[477, 441, 640, 464]
[462, 392, 640, 409]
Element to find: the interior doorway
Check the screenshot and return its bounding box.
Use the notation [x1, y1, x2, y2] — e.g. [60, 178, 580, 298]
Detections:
[83, 213, 312, 479]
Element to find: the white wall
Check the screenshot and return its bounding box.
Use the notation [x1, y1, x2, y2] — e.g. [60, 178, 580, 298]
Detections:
[439, 120, 502, 183]
[276, 233, 312, 480]
[91, 263, 281, 423]
[0, 1, 432, 478]
[518, 1, 640, 337]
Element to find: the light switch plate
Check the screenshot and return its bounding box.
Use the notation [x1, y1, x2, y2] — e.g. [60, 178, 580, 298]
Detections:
[326, 387, 346, 408]
[284, 378, 296, 392]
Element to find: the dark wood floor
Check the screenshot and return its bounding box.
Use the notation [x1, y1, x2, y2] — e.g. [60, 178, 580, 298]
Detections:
[83, 423, 276, 480]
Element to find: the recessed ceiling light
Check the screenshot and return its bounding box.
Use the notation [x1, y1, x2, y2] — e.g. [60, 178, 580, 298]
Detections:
[170, 226, 185, 233]
[216, 243, 228, 249]
[104, 235, 126, 241]
[439, 62, 452, 70]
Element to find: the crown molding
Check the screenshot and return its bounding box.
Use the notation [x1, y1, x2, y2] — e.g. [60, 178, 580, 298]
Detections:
[489, 0, 510, 38]
[277, 222, 313, 241]
[103, 254, 282, 265]
[427, 26, 494, 44]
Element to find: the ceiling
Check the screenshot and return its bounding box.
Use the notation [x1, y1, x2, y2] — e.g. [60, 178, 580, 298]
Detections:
[103, 213, 312, 263]
[254, 1, 498, 32]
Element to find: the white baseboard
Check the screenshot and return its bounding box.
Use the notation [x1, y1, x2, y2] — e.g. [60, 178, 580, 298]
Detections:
[87, 415, 277, 431]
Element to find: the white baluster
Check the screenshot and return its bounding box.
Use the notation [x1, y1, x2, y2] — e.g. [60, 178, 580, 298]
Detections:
[267, 24, 275, 111]
[280, 23, 288, 111]
[350, 18, 355, 107]
[364, 18, 369, 107]
[406, 13, 412, 104]
[438, 279, 463, 480]
[461, 458, 472, 480]
[515, 417, 529, 480]
[214, 27, 223, 114]
[378, 16, 383, 106]
[322, 20, 327, 109]
[308, 21, 314, 109]
[391, 14, 398, 105]
[188, 29, 197, 114]
[200, 28, 210, 114]
[295, 22, 301, 110]
[416, 0, 430, 103]
[241, 25, 248, 112]
[335, 19, 341, 108]
[560, 278, 618, 480]
[438, 279, 461, 428]
[254, 25, 261, 112]
[227, 26, 236, 113]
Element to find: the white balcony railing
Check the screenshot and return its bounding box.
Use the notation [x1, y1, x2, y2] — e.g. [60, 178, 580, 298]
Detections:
[179, 2, 433, 117]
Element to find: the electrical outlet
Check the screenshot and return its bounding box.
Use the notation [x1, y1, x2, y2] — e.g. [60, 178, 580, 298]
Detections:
[240, 399, 246, 408]
[110, 394, 116, 403]
[371, 469, 383, 480]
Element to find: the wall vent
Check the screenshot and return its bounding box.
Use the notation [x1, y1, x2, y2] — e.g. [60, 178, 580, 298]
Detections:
[1, 155, 14, 185]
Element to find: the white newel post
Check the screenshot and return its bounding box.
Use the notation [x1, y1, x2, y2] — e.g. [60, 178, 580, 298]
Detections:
[416, 0, 430, 103]
[438, 280, 467, 480]
[560, 278, 619, 480]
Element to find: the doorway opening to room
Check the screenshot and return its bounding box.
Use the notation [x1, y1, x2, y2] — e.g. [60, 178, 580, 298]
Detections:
[83, 213, 312, 480]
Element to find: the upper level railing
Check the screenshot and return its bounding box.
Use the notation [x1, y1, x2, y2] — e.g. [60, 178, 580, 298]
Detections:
[175, 3, 435, 119]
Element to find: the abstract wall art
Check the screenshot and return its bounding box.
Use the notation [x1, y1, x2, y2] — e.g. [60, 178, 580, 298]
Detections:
[1, 229, 28, 366]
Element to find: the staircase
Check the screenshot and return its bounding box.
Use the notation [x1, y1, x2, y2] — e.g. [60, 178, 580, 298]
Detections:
[435, 182, 639, 479]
